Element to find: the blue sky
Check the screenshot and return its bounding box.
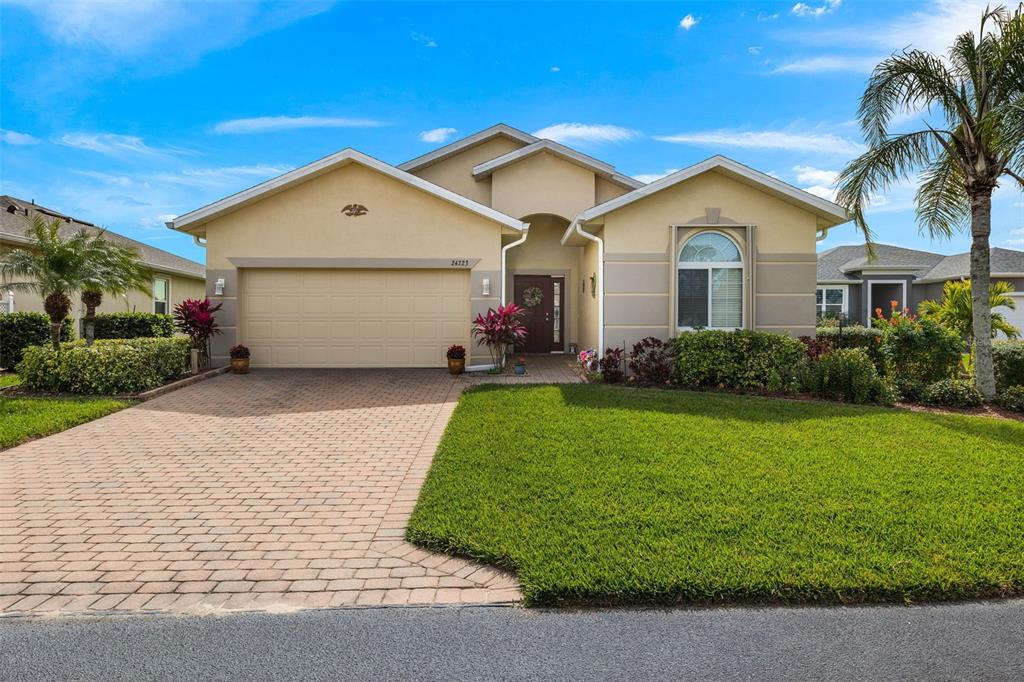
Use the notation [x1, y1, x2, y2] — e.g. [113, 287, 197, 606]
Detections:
[2, 0, 1022, 265]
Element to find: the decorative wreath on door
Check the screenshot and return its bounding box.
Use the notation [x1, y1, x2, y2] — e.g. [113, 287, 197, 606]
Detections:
[522, 286, 544, 308]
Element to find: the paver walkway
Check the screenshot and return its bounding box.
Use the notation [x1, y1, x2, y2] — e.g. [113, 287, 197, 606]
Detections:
[0, 360, 581, 619]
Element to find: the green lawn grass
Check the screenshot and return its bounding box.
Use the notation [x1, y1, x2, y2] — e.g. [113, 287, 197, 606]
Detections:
[0, 374, 21, 388]
[407, 384, 1024, 606]
[0, 389, 130, 449]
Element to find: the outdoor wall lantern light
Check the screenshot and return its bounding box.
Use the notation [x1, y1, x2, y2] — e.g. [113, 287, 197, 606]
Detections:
[215, 278, 225, 295]
[481, 278, 490, 296]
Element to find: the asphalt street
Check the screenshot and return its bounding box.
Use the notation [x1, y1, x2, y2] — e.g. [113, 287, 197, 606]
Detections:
[2, 600, 1023, 681]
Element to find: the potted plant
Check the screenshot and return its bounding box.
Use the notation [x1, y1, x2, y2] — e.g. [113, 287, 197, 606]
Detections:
[229, 344, 250, 374]
[446, 344, 466, 375]
[514, 356, 527, 375]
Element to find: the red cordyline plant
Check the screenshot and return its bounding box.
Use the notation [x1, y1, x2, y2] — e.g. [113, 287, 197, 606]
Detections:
[173, 297, 222, 366]
[472, 303, 527, 369]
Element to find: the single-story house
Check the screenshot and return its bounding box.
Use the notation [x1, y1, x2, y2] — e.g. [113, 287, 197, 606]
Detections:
[1, 195, 206, 320]
[816, 243, 1024, 333]
[168, 123, 849, 368]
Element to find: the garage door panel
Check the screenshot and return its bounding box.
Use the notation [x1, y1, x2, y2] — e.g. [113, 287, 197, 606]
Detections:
[243, 268, 469, 367]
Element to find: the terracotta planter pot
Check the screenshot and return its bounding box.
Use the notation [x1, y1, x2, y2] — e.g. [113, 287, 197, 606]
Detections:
[447, 357, 465, 375]
[231, 358, 250, 374]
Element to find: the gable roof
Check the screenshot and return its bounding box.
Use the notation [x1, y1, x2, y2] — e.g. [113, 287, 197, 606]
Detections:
[168, 148, 526, 233]
[573, 155, 849, 226]
[816, 243, 1024, 283]
[397, 124, 538, 173]
[471, 139, 643, 189]
[0, 195, 205, 279]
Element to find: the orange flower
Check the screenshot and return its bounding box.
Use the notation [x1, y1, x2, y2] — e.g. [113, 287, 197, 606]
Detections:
[875, 307, 883, 317]
[890, 300, 899, 310]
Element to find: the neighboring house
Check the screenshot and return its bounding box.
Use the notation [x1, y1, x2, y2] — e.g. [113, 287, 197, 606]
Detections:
[168, 123, 849, 368]
[1, 195, 206, 321]
[816, 243, 1024, 333]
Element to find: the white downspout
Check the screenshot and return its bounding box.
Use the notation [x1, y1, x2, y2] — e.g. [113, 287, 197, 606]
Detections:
[570, 219, 604, 352]
[193, 234, 207, 248]
[464, 224, 531, 372]
[500, 224, 530, 305]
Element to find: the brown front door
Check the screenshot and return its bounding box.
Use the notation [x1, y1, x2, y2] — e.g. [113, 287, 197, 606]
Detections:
[514, 275, 563, 353]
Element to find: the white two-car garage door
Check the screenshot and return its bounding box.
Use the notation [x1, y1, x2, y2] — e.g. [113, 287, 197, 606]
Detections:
[242, 269, 470, 368]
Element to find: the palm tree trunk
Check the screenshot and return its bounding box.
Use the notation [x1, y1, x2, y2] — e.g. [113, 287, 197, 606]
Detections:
[969, 189, 996, 399]
[84, 305, 96, 346]
[50, 321, 63, 351]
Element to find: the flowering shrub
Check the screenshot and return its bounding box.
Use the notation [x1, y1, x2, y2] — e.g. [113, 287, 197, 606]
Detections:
[446, 344, 466, 360]
[599, 347, 624, 383]
[577, 348, 598, 374]
[229, 344, 250, 359]
[628, 336, 674, 385]
[173, 298, 222, 366]
[471, 303, 527, 369]
[872, 302, 961, 398]
[919, 379, 983, 408]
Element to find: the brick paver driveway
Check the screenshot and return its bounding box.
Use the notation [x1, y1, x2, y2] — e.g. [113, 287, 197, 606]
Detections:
[0, 368, 554, 618]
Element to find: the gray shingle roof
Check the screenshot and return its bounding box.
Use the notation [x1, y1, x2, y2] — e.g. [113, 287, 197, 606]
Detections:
[0, 195, 204, 278]
[818, 242, 1024, 282]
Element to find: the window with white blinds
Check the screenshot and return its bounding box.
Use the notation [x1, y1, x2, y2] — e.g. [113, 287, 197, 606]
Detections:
[677, 232, 743, 330]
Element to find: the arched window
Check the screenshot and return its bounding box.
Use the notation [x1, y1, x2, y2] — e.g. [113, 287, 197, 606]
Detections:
[677, 232, 743, 329]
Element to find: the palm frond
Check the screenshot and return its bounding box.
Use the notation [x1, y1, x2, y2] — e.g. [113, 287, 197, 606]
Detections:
[915, 150, 969, 238]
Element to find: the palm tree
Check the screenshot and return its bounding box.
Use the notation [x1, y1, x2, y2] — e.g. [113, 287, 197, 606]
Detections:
[836, 4, 1024, 399]
[1, 215, 151, 349]
[78, 235, 151, 346]
[919, 279, 1019, 340]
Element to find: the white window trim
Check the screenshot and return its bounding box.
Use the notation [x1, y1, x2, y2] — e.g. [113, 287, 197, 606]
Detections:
[153, 277, 170, 315]
[866, 279, 907, 327]
[676, 230, 744, 332]
[816, 284, 849, 318]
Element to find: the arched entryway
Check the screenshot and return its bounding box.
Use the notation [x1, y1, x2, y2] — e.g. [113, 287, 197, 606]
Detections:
[504, 213, 576, 353]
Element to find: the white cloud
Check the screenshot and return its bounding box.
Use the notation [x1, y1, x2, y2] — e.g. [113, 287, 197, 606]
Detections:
[771, 55, 880, 74]
[748, 46, 762, 55]
[1, 129, 40, 146]
[550, 66, 561, 72]
[532, 123, 639, 145]
[59, 133, 177, 156]
[655, 130, 864, 156]
[679, 14, 698, 31]
[410, 31, 437, 48]
[633, 169, 679, 184]
[792, 0, 841, 17]
[802, 185, 837, 200]
[793, 165, 839, 186]
[419, 127, 458, 143]
[213, 116, 386, 134]
[757, 12, 780, 21]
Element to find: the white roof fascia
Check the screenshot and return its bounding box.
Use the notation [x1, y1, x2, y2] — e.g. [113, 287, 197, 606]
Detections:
[169, 148, 526, 232]
[471, 139, 642, 189]
[397, 124, 538, 172]
[574, 155, 849, 224]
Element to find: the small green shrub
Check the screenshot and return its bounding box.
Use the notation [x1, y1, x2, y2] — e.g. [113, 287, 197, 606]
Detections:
[814, 326, 883, 369]
[996, 385, 1024, 412]
[920, 379, 984, 408]
[17, 337, 190, 395]
[0, 313, 73, 368]
[805, 348, 891, 405]
[671, 330, 805, 392]
[876, 316, 962, 393]
[993, 341, 1024, 391]
[93, 312, 174, 339]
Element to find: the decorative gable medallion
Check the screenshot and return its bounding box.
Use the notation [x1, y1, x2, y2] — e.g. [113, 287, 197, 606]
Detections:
[342, 204, 368, 217]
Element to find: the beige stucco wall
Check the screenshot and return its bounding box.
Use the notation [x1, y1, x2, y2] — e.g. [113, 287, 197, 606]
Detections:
[199, 160, 509, 366]
[577, 235, 601, 352]
[409, 136, 527, 206]
[593, 170, 821, 348]
[595, 177, 632, 205]
[491, 152, 597, 221]
[505, 214, 580, 348]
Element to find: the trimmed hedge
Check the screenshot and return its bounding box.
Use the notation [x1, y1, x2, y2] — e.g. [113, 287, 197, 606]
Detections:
[815, 326, 883, 368]
[997, 385, 1024, 412]
[0, 313, 73, 369]
[920, 379, 984, 408]
[878, 318, 962, 397]
[671, 329, 805, 392]
[993, 341, 1024, 390]
[17, 337, 190, 395]
[804, 347, 892, 405]
[93, 312, 174, 339]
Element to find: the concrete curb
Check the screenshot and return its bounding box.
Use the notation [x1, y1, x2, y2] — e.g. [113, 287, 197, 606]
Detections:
[134, 366, 230, 401]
